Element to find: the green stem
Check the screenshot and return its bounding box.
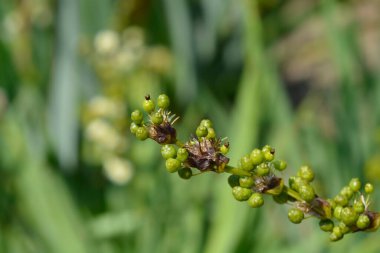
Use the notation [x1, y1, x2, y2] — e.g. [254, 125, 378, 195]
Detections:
[224, 166, 252, 177]
[283, 186, 303, 202]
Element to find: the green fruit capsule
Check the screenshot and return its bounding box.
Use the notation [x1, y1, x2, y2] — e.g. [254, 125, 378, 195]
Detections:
[256, 162, 270, 176]
[228, 175, 240, 188]
[340, 207, 358, 226]
[142, 98, 155, 113]
[240, 155, 254, 171]
[298, 165, 314, 182]
[157, 94, 170, 109]
[330, 227, 343, 241]
[273, 160, 287, 171]
[334, 206, 343, 220]
[232, 186, 252, 201]
[299, 184, 315, 202]
[349, 178, 361, 192]
[248, 193, 264, 208]
[319, 219, 334, 232]
[273, 191, 289, 204]
[176, 148, 189, 162]
[151, 111, 163, 125]
[206, 128, 216, 139]
[250, 149, 264, 166]
[130, 122, 139, 134]
[340, 186, 354, 200]
[178, 167, 192, 179]
[196, 126, 208, 138]
[353, 200, 365, 214]
[288, 208, 304, 224]
[239, 176, 254, 188]
[334, 194, 348, 207]
[262, 145, 275, 161]
[356, 214, 370, 229]
[161, 145, 177, 159]
[364, 183, 374, 194]
[165, 158, 181, 173]
[136, 127, 149, 140]
[131, 110, 143, 124]
[220, 144, 229, 155]
[288, 176, 305, 192]
[200, 119, 213, 128]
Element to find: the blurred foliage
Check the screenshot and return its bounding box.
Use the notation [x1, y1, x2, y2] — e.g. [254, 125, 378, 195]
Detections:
[0, 0, 380, 252]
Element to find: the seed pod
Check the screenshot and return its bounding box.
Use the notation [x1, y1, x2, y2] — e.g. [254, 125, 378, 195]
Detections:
[232, 186, 252, 201]
[248, 193, 264, 208]
[288, 208, 304, 224]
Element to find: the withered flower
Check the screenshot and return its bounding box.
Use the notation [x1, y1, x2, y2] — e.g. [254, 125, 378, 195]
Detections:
[184, 137, 229, 172]
[253, 174, 283, 195]
[148, 122, 176, 144]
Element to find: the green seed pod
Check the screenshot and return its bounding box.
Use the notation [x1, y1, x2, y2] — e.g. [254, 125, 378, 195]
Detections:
[200, 119, 213, 128]
[353, 200, 365, 214]
[228, 175, 240, 188]
[299, 184, 315, 202]
[165, 158, 181, 173]
[130, 122, 139, 134]
[157, 94, 170, 109]
[161, 144, 177, 159]
[338, 222, 350, 234]
[341, 207, 358, 226]
[329, 226, 343, 241]
[248, 193, 264, 208]
[356, 214, 370, 229]
[239, 176, 255, 188]
[349, 178, 361, 192]
[240, 155, 254, 171]
[220, 144, 229, 155]
[232, 186, 252, 201]
[327, 199, 337, 209]
[178, 167, 192, 179]
[256, 162, 270, 176]
[176, 148, 189, 162]
[364, 183, 374, 194]
[196, 126, 208, 138]
[288, 208, 304, 224]
[298, 165, 315, 182]
[288, 176, 305, 192]
[340, 186, 354, 200]
[131, 110, 143, 124]
[273, 160, 287, 171]
[273, 191, 289, 204]
[151, 111, 163, 125]
[262, 145, 275, 161]
[334, 194, 348, 207]
[250, 149, 264, 166]
[334, 206, 343, 220]
[319, 219, 334, 232]
[136, 127, 149, 140]
[206, 128, 216, 139]
[142, 98, 155, 113]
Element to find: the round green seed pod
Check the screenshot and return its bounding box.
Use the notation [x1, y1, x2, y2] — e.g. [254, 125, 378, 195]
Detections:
[319, 219, 334, 232]
[353, 200, 365, 214]
[262, 145, 275, 161]
[248, 193, 264, 208]
[161, 145, 177, 159]
[239, 176, 255, 188]
[200, 119, 213, 128]
[330, 226, 343, 241]
[256, 163, 270, 176]
[178, 167, 192, 179]
[136, 127, 149, 140]
[327, 199, 337, 209]
[340, 186, 354, 200]
[232, 186, 252, 201]
[349, 178, 361, 192]
[196, 126, 208, 138]
[288, 208, 304, 224]
[206, 128, 216, 139]
[250, 149, 264, 166]
[288, 176, 305, 192]
[151, 111, 163, 125]
[356, 214, 370, 229]
[273, 191, 289, 204]
[131, 110, 143, 124]
[298, 165, 315, 182]
[334, 206, 343, 220]
[176, 148, 189, 162]
[165, 158, 181, 173]
[334, 194, 348, 207]
[364, 183, 374, 194]
[228, 175, 240, 188]
[299, 184, 315, 202]
[340, 207, 358, 226]
[157, 94, 170, 109]
[130, 122, 139, 134]
[338, 222, 350, 234]
[240, 155, 254, 171]
[273, 160, 287, 171]
[220, 144, 229, 155]
[143, 98, 155, 113]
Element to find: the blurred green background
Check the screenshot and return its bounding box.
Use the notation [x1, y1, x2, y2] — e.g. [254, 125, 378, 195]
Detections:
[1, 0, 380, 252]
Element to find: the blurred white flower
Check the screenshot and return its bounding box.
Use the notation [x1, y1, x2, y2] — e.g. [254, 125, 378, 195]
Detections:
[87, 96, 125, 119]
[103, 156, 133, 185]
[94, 30, 120, 55]
[85, 119, 123, 152]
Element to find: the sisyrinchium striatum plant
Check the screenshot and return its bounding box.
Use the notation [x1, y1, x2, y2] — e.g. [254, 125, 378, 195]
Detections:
[130, 94, 380, 242]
